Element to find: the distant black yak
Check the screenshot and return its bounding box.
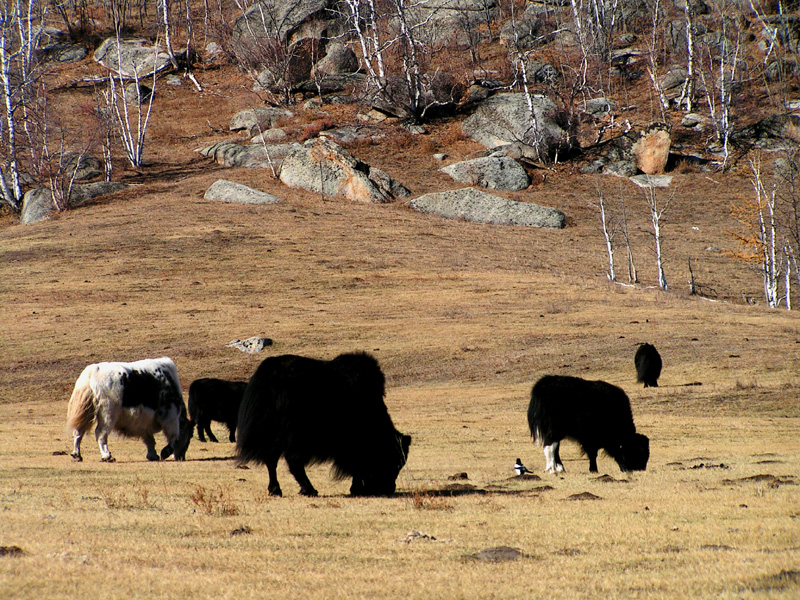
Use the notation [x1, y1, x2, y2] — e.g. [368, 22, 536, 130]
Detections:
[188, 378, 247, 443]
[236, 352, 411, 497]
[635, 343, 662, 388]
[527, 375, 649, 473]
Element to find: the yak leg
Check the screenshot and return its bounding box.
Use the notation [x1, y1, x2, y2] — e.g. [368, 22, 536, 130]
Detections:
[95, 425, 115, 463]
[227, 423, 236, 443]
[586, 448, 599, 473]
[263, 451, 282, 497]
[544, 441, 565, 473]
[142, 434, 160, 461]
[197, 419, 207, 443]
[285, 455, 319, 497]
[204, 422, 219, 443]
[71, 429, 84, 462]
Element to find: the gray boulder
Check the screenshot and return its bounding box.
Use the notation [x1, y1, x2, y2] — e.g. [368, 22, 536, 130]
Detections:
[732, 113, 800, 151]
[312, 42, 359, 76]
[124, 82, 152, 105]
[440, 156, 530, 191]
[93, 37, 174, 78]
[230, 107, 293, 136]
[583, 97, 616, 117]
[462, 93, 573, 159]
[408, 187, 565, 228]
[226, 337, 274, 354]
[21, 182, 127, 224]
[629, 174, 673, 188]
[231, 0, 341, 47]
[204, 180, 281, 204]
[279, 137, 410, 203]
[603, 160, 639, 178]
[45, 42, 88, 63]
[197, 141, 302, 170]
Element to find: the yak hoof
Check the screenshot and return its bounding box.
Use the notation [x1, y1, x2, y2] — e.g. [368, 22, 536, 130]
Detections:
[70, 453, 82, 462]
[100, 456, 116, 463]
[300, 488, 319, 497]
[268, 487, 283, 497]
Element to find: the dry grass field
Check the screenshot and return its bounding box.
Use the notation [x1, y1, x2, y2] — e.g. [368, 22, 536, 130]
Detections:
[2, 66, 800, 598]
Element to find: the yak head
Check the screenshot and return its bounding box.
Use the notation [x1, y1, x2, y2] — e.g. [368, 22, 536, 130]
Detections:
[161, 416, 194, 461]
[617, 432, 650, 472]
[350, 432, 411, 497]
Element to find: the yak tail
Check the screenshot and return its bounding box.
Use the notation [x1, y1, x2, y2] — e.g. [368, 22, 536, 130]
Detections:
[66, 380, 96, 434]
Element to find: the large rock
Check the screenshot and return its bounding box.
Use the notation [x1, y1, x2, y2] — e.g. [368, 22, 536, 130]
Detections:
[632, 123, 671, 175]
[462, 93, 573, 160]
[732, 113, 800, 151]
[312, 42, 359, 77]
[440, 156, 530, 191]
[231, 0, 341, 47]
[197, 141, 302, 170]
[204, 180, 281, 204]
[93, 38, 174, 78]
[21, 182, 127, 224]
[279, 137, 410, 203]
[408, 188, 565, 228]
[230, 108, 293, 136]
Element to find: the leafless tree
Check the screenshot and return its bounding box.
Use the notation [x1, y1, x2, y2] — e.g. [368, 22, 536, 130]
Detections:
[0, 0, 47, 211]
[643, 183, 670, 290]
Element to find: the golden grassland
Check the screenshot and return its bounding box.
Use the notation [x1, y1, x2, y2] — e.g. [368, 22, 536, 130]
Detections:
[2, 139, 800, 597]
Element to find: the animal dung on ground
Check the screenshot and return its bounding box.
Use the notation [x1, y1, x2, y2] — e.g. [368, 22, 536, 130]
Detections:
[566, 492, 602, 501]
[635, 343, 662, 387]
[465, 546, 529, 562]
[0, 546, 24, 557]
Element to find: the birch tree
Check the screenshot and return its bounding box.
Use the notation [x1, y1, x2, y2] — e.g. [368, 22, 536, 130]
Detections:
[643, 183, 670, 291]
[0, 0, 46, 211]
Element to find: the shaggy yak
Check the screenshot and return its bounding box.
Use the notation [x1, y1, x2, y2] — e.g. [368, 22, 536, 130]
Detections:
[188, 378, 247, 443]
[635, 343, 662, 388]
[66, 357, 193, 462]
[527, 375, 649, 473]
[236, 352, 411, 497]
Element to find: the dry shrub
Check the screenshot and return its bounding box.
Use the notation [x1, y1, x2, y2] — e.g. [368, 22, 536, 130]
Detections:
[103, 478, 154, 510]
[673, 159, 702, 174]
[408, 489, 455, 511]
[189, 484, 240, 516]
[298, 118, 336, 141]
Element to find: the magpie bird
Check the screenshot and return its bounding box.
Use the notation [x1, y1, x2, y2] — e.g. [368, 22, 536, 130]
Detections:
[514, 458, 530, 476]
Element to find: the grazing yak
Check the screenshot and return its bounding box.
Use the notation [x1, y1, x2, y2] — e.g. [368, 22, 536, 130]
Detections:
[188, 378, 247, 443]
[528, 375, 649, 474]
[635, 343, 662, 388]
[66, 357, 193, 462]
[236, 351, 411, 497]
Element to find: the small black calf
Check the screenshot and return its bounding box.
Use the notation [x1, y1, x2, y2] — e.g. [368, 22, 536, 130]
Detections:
[188, 378, 247, 443]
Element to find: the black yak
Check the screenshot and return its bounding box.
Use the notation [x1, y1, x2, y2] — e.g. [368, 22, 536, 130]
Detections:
[527, 375, 649, 473]
[236, 352, 411, 497]
[66, 357, 193, 462]
[635, 343, 662, 388]
[188, 378, 247, 443]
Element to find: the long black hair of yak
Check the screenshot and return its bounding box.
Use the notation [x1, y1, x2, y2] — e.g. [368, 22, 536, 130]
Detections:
[236, 351, 410, 496]
[635, 343, 662, 388]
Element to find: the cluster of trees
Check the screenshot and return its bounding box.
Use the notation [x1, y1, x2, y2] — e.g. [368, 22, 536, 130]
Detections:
[2, 0, 799, 308]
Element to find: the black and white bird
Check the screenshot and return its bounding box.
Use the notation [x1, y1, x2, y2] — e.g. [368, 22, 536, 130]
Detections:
[514, 458, 530, 476]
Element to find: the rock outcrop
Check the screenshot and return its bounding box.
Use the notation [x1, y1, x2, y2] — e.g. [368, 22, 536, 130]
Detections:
[279, 137, 410, 203]
[408, 187, 565, 228]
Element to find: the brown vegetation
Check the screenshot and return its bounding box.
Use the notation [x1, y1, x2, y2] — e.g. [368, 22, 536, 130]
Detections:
[1, 0, 800, 598]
